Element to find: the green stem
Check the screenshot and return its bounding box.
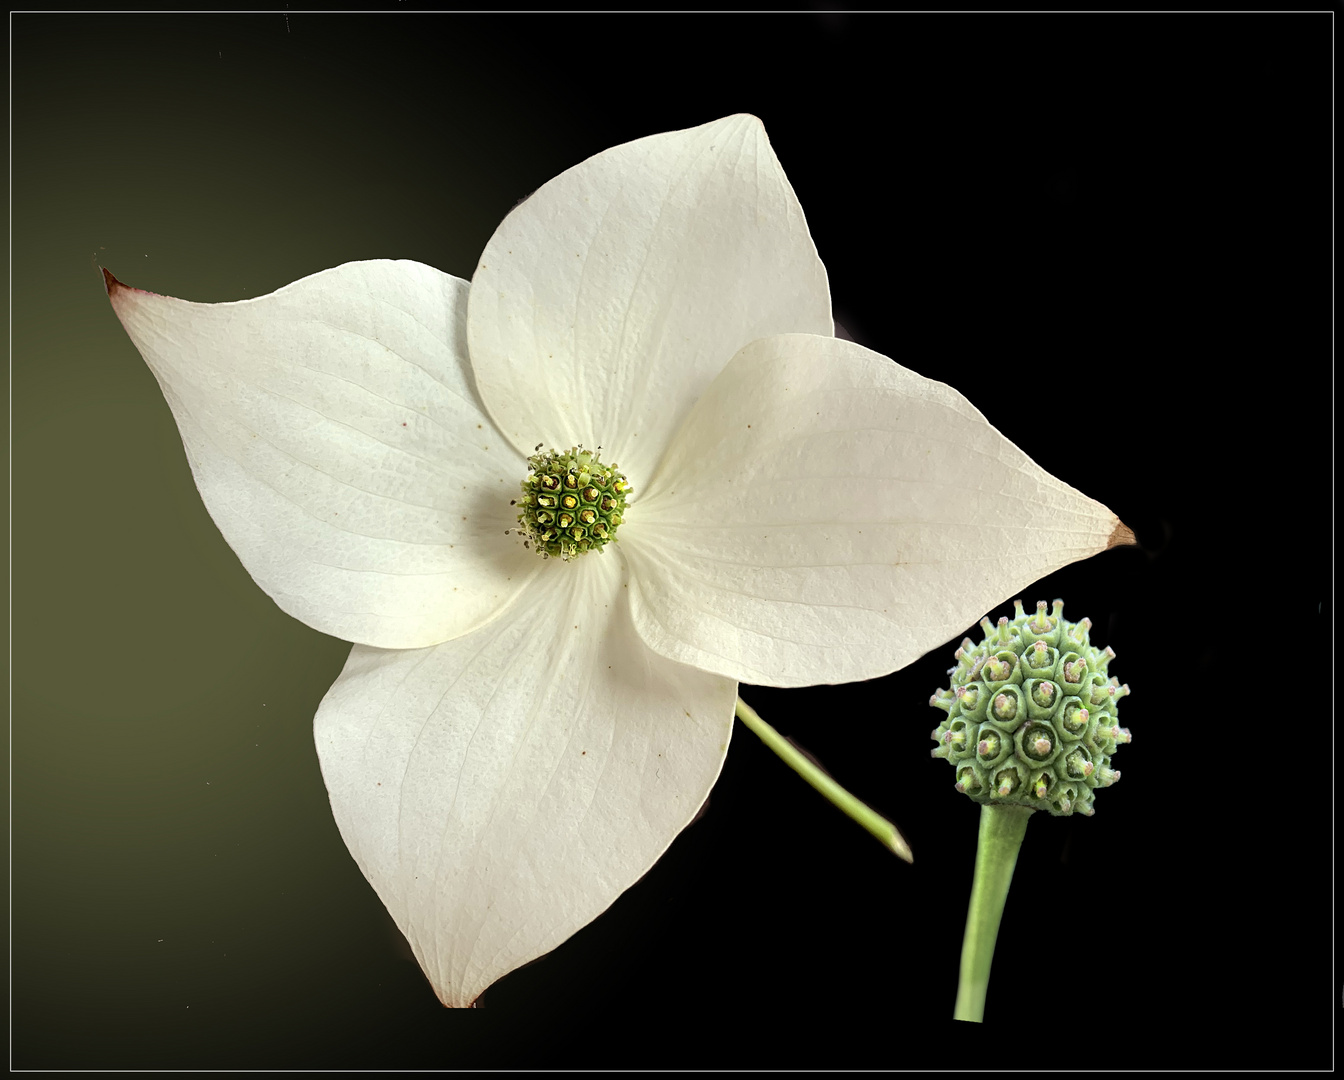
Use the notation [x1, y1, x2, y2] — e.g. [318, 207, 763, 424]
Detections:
[953, 802, 1033, 1022]
[734, 696, 912, 863]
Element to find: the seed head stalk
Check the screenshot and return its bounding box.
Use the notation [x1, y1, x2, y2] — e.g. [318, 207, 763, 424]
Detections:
[953, 802, 1031, 1022]
[934, 598, 1132, 1021]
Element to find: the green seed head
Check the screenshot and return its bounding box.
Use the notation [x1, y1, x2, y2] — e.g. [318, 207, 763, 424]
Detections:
[514, 445, 631, 561]
[929, 599, 1132, 817]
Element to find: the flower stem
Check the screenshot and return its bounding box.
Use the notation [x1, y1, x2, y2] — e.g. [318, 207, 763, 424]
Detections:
[953, 802, 1033, 1022]
[733, 696, 912, 863]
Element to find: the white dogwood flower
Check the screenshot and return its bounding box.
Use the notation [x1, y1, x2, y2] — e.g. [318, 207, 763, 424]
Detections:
[105, 114, 1129, 1008]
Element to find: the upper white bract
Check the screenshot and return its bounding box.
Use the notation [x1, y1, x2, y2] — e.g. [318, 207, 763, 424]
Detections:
[106, 115, 1126, 1007]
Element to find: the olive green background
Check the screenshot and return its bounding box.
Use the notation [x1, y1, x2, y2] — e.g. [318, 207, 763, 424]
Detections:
[12, 13, 1330, 1068]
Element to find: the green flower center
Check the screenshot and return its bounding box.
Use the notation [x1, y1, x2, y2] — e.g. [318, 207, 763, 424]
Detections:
[513, 445, 631, 561]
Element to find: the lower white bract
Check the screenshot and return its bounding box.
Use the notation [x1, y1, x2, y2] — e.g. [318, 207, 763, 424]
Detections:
[105, 115, 1126, 1007]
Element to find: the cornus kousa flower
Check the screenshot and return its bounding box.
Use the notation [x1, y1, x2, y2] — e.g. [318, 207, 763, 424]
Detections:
[105, 114, 1131, 1008]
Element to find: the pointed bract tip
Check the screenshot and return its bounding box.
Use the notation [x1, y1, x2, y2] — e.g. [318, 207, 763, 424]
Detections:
[1108, 520, 1137, 549]
[101, 266, 122, 295]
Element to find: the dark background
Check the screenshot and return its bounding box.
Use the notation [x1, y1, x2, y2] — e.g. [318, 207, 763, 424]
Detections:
[11, 11, 1331, 1069]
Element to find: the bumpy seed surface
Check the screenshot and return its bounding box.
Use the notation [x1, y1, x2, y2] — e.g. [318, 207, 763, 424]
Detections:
[930, 600, 1131, 817]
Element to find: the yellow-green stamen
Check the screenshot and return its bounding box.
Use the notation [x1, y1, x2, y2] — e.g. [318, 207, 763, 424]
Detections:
[514, 446, 631, 560]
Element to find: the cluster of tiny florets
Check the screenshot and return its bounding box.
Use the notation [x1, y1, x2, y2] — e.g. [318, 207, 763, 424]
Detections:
[930, 600, 1131, 817]
[511, 445, 631, 561]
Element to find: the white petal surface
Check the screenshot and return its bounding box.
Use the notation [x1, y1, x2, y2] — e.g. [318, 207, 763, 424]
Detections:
[106, 261, 536, 649]
[313, 551, 736, 1008]
[467, 114, 832, 488]
[623, 333, 1128, 687]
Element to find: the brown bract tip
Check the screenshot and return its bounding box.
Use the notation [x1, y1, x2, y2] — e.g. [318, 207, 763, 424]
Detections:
[1108, 520, 1137, 549]
[101, 266, 123, 295]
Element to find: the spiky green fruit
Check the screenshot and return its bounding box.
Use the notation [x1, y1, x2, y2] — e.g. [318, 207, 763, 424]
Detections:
[930, 600, 1131, 817]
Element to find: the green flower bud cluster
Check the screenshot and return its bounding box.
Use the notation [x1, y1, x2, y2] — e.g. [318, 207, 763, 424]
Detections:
[513, 445, 631, 561]
[930, 600, 1131, 817]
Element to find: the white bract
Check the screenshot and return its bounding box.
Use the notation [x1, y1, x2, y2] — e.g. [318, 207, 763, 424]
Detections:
[106, 115, 1128, 1007]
